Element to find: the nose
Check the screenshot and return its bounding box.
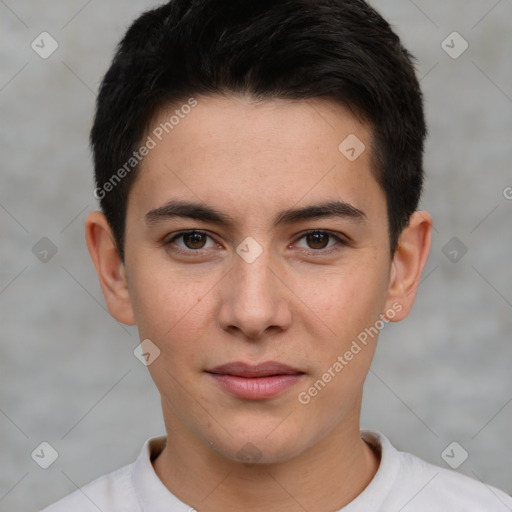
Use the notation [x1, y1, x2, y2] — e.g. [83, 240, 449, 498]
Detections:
[217, 247, 292, 341]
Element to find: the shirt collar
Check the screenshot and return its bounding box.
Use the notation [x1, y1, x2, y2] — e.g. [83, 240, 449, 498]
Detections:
[337, 430, 400, 511]
[130, 430, 398, 512]
[131, 435, 193, 512]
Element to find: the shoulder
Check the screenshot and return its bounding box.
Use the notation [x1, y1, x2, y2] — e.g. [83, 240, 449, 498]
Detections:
[402, 452, 511, 509]
[358, 431, 512, 511]
[389, 439, 512, 510]
[39, 435, 168, 512]
[39, 462, 137, 512]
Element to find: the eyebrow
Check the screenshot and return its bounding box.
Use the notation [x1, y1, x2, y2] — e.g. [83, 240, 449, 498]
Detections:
[144, 199, 367, 228]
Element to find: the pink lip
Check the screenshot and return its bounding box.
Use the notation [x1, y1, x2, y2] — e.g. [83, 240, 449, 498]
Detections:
[206, 361, 305, 400]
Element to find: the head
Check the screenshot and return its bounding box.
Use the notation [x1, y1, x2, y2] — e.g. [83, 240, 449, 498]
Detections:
[86, 0, 431, 465]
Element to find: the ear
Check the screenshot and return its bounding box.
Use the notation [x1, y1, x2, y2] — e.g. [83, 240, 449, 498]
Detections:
[384, 211, 432, 322]
[85, 211, 136, 325]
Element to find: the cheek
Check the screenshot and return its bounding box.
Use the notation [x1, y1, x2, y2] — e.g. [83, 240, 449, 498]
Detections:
[130, 269, 215, 401]
[294, 259, 390, 409]
[128, 261, 214, 345]
[300, 260, 390, 335]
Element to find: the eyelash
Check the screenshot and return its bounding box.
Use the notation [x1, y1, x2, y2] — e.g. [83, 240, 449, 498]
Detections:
[165, 229, 349, 256]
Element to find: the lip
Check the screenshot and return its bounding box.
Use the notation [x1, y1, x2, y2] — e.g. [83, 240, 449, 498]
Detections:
[206, 361, 305, 400]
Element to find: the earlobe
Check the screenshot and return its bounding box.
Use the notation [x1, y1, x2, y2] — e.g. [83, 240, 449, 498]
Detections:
[385, 211, 432, 322]
[85, 211, 136, 325]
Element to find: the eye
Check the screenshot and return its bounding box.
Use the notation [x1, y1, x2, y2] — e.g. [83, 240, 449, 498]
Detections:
[166, 230, 217, 252]
[165, 229, 349, 257]
[294, 230, 348, 252]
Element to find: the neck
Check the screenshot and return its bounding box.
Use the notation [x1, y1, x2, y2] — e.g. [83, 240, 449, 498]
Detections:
[152, 405, 380, 511]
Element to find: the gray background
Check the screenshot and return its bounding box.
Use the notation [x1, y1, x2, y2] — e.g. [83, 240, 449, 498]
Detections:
[1, 0, 511, 510]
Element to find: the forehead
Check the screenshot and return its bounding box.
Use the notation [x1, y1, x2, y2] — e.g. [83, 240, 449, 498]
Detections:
[129, 94, 385, 225]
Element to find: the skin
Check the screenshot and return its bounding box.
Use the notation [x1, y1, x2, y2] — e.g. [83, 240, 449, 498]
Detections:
[86, 94, 432, 511]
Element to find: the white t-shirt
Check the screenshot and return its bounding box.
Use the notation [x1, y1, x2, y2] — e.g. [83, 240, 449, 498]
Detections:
[40, 431, 512, 511]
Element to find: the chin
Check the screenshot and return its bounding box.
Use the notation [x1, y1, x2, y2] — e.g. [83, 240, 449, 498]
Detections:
[205, 423, 312, 466]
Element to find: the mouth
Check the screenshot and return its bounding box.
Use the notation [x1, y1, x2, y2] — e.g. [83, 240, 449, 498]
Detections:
[206, 361, 305, 400]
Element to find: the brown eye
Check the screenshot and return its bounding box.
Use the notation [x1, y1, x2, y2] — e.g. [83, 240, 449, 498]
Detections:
[294, 230, 348, 253]
[167, 230, 216, 252]
[182, 231, 207, 249]
[305, 231, 330, 249]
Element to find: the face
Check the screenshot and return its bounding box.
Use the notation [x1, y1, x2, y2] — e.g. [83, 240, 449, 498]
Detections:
[88, 94, 430, 465]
